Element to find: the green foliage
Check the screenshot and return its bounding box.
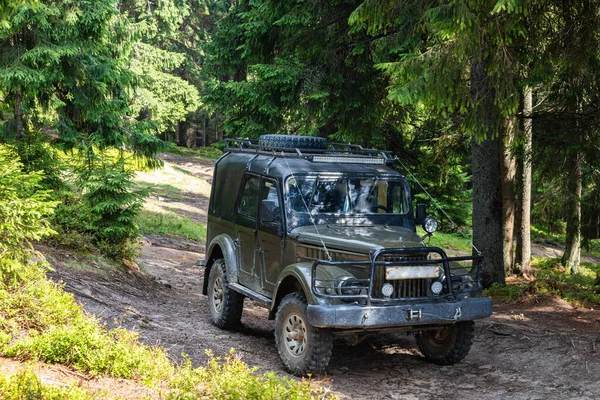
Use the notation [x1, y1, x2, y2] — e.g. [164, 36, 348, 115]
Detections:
[168, 350, 335, 400]
[0, 261, 174, 381]
[0, 369, 92, 400]
[137, 210, 206, 241]
[0, 259, 334, 398]
[484, 281, 530, 303]
[530, 225, 566, 248]
[47, 189, 98, 253]
[418, 228, 473, 254]
[204, 0, 394, 144]
[77, 160, 146, 260]
[485, 257, 600, 307]
[163, 142, 223, 160]
[0, 145, 57, 281]
[532, 258, 600, 307]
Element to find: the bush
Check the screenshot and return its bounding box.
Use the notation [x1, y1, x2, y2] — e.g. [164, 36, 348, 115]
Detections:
[0, 262, 173, 381]
[76, 159, 146, 260]
[0, 261, 335, 399]
[0, 369, 92, 400]
[0, 145, 58, 281]
[168, 350, 335, 399]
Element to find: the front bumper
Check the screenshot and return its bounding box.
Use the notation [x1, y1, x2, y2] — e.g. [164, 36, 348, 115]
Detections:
[307, 297, 492, 329]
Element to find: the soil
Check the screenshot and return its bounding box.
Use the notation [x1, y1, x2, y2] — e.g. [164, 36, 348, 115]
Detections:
[40, 153, 600, 399]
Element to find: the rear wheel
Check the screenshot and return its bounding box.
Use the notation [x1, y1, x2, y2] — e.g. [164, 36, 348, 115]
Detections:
[275, 292, 333, 376]
[416, 321, 475, 365]
[207, 259, 244, 329]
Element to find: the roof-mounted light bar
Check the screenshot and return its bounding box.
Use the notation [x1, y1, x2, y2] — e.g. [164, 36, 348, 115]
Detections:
[311, 155, 386, 165]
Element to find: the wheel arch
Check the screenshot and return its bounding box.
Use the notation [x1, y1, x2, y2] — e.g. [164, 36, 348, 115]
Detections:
[203, 234, 239, 295]
[269, 264, 313, 319]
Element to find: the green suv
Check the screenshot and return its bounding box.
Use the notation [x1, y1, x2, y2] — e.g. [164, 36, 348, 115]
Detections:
[201, 135, 492, 376]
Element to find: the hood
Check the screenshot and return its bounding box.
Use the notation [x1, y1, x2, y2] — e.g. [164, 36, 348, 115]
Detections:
[289, 224, 423, 254]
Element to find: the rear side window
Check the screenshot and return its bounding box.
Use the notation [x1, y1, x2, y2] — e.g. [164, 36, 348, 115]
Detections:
[238, 175, 260, 218]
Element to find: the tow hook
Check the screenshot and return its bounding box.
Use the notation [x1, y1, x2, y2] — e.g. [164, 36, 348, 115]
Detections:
[407, 309, 422, 321]
[453, 307, 462, 320]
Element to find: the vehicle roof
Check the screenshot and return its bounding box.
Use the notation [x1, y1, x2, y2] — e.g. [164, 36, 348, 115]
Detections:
[218, 151, 404, 180]
[209, 150, 408, 221]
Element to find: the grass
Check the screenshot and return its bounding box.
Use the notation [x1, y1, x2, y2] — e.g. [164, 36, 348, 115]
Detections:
[530, 225, 566, 247]
[134, 158, 210, 241]
[164, 143, 223, 160]
[485, 257, 600, 307]
[421, 227, 600, 308]
[0, 369, 93, 400]
[137, 210, 206, 241]
[135, 162, 212, 198]
[0, 260, 335, 399]
[417, 228, 474, 254]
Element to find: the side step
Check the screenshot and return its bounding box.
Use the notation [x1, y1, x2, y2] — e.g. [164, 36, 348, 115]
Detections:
[228, 283, 273, 308]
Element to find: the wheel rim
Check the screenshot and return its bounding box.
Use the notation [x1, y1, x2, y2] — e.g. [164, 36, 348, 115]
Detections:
[432, 327, 451, 343]
[283, 312, 307, 358]
[211, 275, 224, 314]
[425, 326, 453, 349]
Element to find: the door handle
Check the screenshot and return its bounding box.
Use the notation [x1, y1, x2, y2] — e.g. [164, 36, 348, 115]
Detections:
[233, 239, 240, 247]
[256, 247, 265, 254]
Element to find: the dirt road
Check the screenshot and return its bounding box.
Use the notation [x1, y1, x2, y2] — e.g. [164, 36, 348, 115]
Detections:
[46, 152, 600, 399]
[47, 240, 600, 400]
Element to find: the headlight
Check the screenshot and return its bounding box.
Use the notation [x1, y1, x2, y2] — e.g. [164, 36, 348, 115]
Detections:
[423, 217, 438, 233]
[336, 276, 366, 296]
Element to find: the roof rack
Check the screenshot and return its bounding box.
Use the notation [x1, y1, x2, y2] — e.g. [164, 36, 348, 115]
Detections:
[224, 138, 398, 165]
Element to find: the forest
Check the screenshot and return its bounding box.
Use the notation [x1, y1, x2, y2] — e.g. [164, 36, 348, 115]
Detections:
[1, 0, 600, 397]
[3, 0, 600, 285]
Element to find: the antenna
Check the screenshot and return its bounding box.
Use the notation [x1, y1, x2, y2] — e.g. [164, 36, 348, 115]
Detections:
[395, 156, 482, 256]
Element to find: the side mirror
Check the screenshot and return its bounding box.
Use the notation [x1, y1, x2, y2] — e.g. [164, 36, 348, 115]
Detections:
[260, 200, 280, 223]
[415, 203, 427, 225]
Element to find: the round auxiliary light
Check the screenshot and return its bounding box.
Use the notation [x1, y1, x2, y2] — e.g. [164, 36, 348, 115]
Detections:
[381, 283, 394, 298]
[431, 281, 444, 295]
[423, 217, 438, 234]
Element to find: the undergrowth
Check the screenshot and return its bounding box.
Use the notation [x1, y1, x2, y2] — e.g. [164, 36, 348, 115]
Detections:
[0, 262, 173, 382]
[485, 257, 600, 307]
[164, 143, 223, 159]
[0, 262, 334, 399]
[417, 228, 473, 253]
[0, 369, 92, 400]
[137, 210, 207, 240]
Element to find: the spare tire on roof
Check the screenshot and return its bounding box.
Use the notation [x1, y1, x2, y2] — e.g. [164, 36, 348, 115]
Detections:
[258, 134, 327, 150]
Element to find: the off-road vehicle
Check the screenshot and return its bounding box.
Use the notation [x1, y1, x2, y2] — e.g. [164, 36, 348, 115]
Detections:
[201, 134, 492, 376]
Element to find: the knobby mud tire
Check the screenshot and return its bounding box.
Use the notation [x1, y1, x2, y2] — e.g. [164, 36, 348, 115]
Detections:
[258, 134, 327, 150]
[207, 259, 244, 330]
[274, 292, 333, 376]
[416, 321, 475, 365]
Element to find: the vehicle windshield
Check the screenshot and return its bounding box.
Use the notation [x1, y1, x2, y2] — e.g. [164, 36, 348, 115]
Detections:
[286, 176, 409, 217]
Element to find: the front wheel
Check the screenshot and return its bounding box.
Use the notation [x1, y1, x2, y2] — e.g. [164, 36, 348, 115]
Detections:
[275, 293, 333, 376]
[207, 259, 244, 329]
[416, 321, 475, 365]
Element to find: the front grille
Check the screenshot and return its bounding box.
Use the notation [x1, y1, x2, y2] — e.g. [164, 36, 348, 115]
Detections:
[378, 253, 432, 299]
[386, 278, 430, 298]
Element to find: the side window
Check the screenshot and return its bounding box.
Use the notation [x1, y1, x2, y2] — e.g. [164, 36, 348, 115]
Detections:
[238, 175, 260, 218]
[259, 179, 283, 233]
[262, 181, 279, 204]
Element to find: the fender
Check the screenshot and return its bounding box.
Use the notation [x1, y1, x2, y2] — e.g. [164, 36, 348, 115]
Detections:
[269, 262, 353, 318]
[203, 234, 239, 295]
[269, 262, 312, 318]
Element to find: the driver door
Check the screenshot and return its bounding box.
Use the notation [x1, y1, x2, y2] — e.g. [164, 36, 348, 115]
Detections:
[256, 178, 284, 295]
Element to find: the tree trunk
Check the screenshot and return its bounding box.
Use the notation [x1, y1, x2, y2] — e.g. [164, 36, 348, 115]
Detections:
[470, 60, 505, 288]
[501, 116, 516, 274]
[15, 90, 24, 140]
[515, 86, 533, 277]
[562, 150, 582, 274]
